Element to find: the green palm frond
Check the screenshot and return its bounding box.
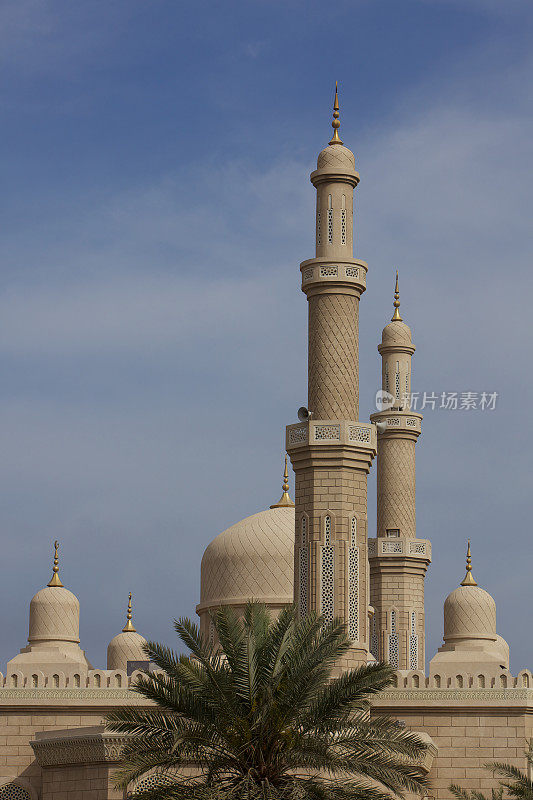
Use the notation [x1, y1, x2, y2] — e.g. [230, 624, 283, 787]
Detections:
[108, 602, 429, 799]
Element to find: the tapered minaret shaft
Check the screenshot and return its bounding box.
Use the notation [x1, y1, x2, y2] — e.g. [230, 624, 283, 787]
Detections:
[287, 87, 376, 668]
[369, 278, 431, 671]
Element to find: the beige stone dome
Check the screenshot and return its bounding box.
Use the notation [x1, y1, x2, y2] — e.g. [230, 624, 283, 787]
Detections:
[381, 320, 413, 347]
[443, 584, 496, 643]
[317, 144, 356, 172]
[199, 507, 294, 611]
[28, 586, 80, 644]
[107, 631, 147, 671]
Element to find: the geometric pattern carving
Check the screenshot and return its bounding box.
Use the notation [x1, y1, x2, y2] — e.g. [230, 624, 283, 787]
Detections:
[299, 517, 309, 618]
[320, 266, 338, 277]
[345, 266, 359, 278]
[349, 425, 370, 442]
[370, 612, 379, 660]
[348, 544, 359, 640]
[314, 424, 341, 441]
[377, 438, 416, 539]
[348, 517, 358, 640]
[388, 610, 399, 669]
[308, 293, 358, 420]
[382, 541, 403, 554]
[31, 733, 130, 766]
[321, 516, 334, 623]
[289, 426, 307, 444]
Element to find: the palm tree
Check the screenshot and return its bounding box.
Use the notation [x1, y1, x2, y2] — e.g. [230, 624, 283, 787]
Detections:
[107, 602, 429, 800]
[450, 743, 533, 800]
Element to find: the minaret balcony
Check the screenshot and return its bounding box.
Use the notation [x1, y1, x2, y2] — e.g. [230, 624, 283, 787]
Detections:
[286, 419, 377, 453]
[300, 257, 367, 296]
[370, 410, 422, 436]
[368, 536, 432, 563]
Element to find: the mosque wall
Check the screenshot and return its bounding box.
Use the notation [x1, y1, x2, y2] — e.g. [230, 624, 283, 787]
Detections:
[0, 690, 149, 799]
[373, 689, 533, 800]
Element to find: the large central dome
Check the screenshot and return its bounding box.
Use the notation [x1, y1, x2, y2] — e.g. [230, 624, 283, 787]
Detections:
[196, 505, 295, 636]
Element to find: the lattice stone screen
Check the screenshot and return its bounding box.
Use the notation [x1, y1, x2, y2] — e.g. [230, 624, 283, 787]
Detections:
[0, 784, 31, 800]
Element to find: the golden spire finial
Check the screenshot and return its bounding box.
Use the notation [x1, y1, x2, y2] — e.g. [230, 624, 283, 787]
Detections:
[461, 540, 478, 586]
[391, 270, 403, 321]
[328, 81, 343, 146]
[47, 540, 64, 587]
[122, 592, 136, 632]
[270, 455, 295, 508]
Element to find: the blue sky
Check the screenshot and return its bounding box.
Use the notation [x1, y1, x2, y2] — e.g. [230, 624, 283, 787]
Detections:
[0, 0, 532, 672]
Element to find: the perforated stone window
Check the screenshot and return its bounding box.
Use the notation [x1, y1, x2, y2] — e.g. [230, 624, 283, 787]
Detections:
[406, 418, 417, 427]
[385, 362, 389, 392]
[395, 362, 400, 400]
[382, 541, 403, 554]
[388, 635, 399, 669]
[289, 426, 307, 444]
[314, 424, 340, 441]
[348, 517, 358, 640]
[319, 266, 338, 277]
[348, 425, 371, 442]
[321, 516, 334, 623]
[299, 517, 308, 618]
[405, 372, 409, 396]
[388, 611, 399, 668]
[409, 612, 418, 670]
[387, 417, 401, 426]
[409, 633, 418, 669]
[132, 774, 173, 795]
[386, 529, 400, 538]
[409, 541, 426, 554]
[345, 267, 359, 278]
[0, 784, 32, 800]
[341, 211, 347, 244]
[370, 612, 379, 660]
[317, 212, 321, 246]
[303, 268, 314, 282]
[327, 195, 333, 243]
[324, 515, 331, 545]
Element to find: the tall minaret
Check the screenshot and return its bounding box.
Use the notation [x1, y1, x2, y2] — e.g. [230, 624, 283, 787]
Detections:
[286, 86, 377, 668]
[369, 278, 431, 672]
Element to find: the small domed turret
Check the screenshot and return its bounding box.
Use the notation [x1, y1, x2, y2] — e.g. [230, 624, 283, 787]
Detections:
[7, 541, 92, 674]
[429, 542, 510, 678]
[107, 593, 147, 671]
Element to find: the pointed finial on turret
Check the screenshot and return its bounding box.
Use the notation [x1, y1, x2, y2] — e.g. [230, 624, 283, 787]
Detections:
[122, 592, 136, 632]
[391, 271, 403, 321]
[461, 540, 478, 586]
[47, 540, 64, 587]
[270, 455, 295, 508]
[328, 82, 343, 146]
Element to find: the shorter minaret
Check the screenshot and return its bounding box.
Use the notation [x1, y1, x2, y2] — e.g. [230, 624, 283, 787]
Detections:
[369, 276, 431, 672]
